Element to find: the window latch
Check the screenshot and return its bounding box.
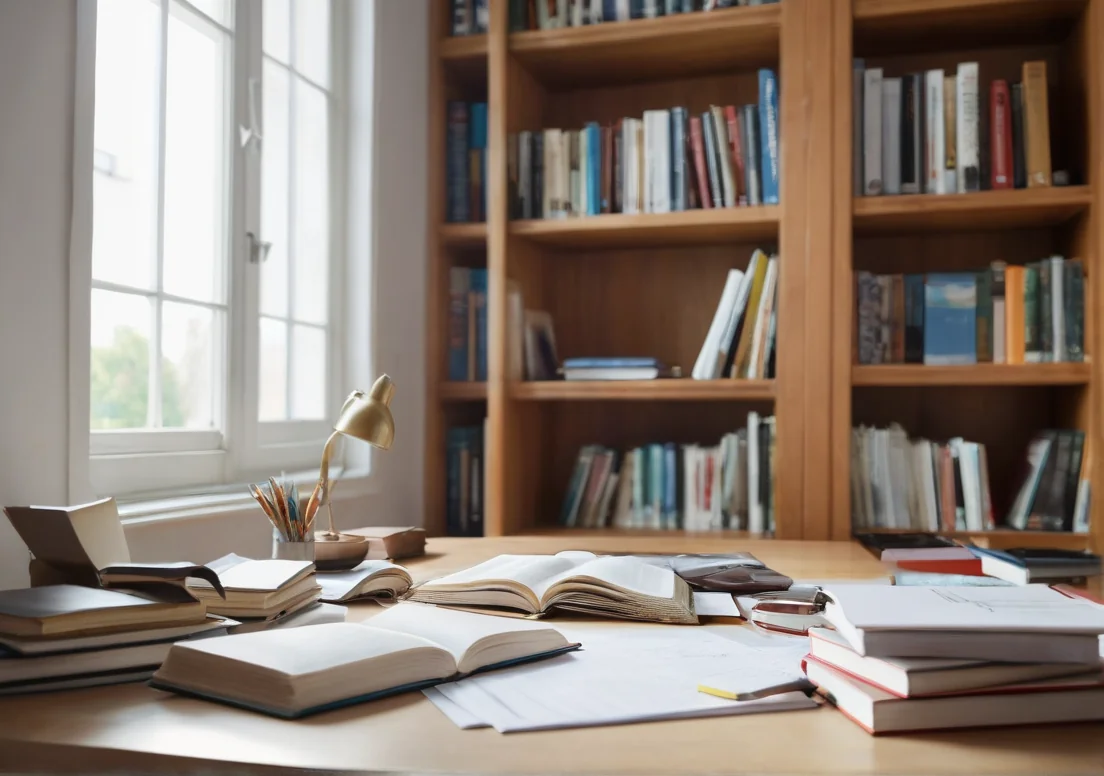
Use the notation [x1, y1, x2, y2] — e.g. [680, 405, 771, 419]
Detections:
[247, 232, 273, 264]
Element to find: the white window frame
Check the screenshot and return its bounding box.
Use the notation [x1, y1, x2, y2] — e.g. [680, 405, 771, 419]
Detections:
[72, 0, 357, 503]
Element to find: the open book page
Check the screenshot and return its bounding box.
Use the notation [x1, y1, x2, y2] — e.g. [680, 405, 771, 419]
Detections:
[190, 559, 314, 593]
[317, 560, 411, 602]
[534, 556, 676, 604]
[419, 554, 585, 597]
[368, 603, 573, 673]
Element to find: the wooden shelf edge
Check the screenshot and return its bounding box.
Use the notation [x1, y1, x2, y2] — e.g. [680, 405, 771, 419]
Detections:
[438, 35, 488, 61]
[509, 207, 780, 246]
[852, 186, 1092, 228]
[439, 222, 487, 246]
[511, 380, 775, 401]
[510, 5, 779, 54]
[853, 0, 1078, 20]
[439, 382, 488, 401]
[852, 363, 1092, 387]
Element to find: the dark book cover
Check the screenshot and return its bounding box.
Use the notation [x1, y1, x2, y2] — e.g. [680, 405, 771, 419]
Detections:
[975, 269, 993, 363]
[600, 124, 613, 213]
[446, 102, 470, 222]
[612, 118, 623, 213]
[1024, 263, 1041, 361]
[890, 275, 905, 364]
[1030, 430, 1072, 532]
[685, 114, 701, 209]
[758, 420, 771, 533]
[688, 115, 712, 208]
[951, 445, 965, 530]
[670, 107, 688, 212]
[507, 134, 520, 219]
[701, 111, 724, 210]
[903, 274, 925, 364]
[990, 80, 1013, 189]
[630, 0, 645, 18]
[742, 104, 762, 206]
[533, 132, 544, 219]
[1011, 82, 1027, 189]
[724, 105, 747, 205]
[900, 74, 922, 194]
[1039, 260, 1053, 362]
[509, 0, 529, 31]
[450, 0, 470, 35]
[1065, 260, 1085, 362]
[1064, 431, 1085, 530]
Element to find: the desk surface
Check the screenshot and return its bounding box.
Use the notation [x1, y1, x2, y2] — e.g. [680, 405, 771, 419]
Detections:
[1, 535, 1102, 775]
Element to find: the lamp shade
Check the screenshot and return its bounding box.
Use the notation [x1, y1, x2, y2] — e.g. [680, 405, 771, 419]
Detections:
[332, 375, 395, 450]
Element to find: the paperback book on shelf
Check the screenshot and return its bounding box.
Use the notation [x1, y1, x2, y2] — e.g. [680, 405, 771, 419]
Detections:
[445, 101, 488, 223]
[447, 421, 487, 537]
[447, 267, 488, 382]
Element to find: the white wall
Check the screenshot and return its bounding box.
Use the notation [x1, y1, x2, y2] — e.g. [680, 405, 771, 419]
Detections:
[0, 0, 428, 587]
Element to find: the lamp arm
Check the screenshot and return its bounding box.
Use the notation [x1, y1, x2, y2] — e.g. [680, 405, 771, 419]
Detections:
[318, 430, 343, 537]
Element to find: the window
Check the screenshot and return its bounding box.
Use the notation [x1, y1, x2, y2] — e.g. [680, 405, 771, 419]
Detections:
[88, 0, 343, 496]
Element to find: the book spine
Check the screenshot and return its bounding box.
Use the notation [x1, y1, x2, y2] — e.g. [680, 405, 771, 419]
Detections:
[724, 105, 746, 206]
[990, 80, 1013, 189]
[881, 78, 902, 195]
[509, 0, 528, 31]
[856, 272, 879, 365]
[601, 124, 612, 214]
[900, 74, 921, 194]
[1065, 260, 1084, 362]
[446, 429, 462, 535]
[655, 110, 671, 213]
[863, 68, 883, 195]
[924, 70, 944, 194]
[975, 269, 992, 363]
[542, 129, 556, 217]
[1022, 60, 1052, 187]
[469, 427, 483, 536]
[588, 122, 601, 216]
[1063, 432, 1085, 530]
[533, 132, 544, 218]
[448, 268, 470, 380]
[711, 106, 736, 208]
[943, 73, 956, 193]
[701, 111, 724, 209]
[451, 0, 469, 35]
[742, 104, 762, 205]
[1011, 82, 1027, 189]
[612, 119, 622, 213]
[471, 269, 488, 381]
[470, 103, 488, 221]
[670, 108, 686, 211]
[758, 69, 780, 205]
[890, 274, 905, 363]
[688, 116, 711, 209]
[519, 131, 532, 219]
[990, 261, 1006, 364]
[1050, 255, 1066, 362]
[507, 133, 520, 219]
[1024, 263, 1041, 363]
[1039, 260, 1053, 362]
[853, 59, 865, 196]
[474, 0, 489, 32]
[446, 102, 470, 222]
[955, 62, 979, 193]
[904, 274, 925, 364]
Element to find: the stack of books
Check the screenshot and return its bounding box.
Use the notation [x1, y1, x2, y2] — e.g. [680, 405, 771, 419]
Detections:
[692, 249, 778, 380]
[510, 0, 780, 30]
[879, 545, 1101, 587]
[447, 421, 487, 537]
[447, 267, 488, 382]
[1007, 429, 1091, 532]
[186, 557, 322, 632]
[856, 259, 1085, 366]
[805, 585, 1104, 734]
[0, 584, 230, 696]
[855, 60, 1055, 197]
[446, 101, 488, 223]
[509, 71, 779, 219]
[560, 412, 775, 533]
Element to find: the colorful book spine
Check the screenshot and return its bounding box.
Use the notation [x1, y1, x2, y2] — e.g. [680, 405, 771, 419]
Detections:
[990, 80, 1013, 189]
[469, 103, 488, 222]
[923, 273, 977, 366]
[1022, 61, 1052, 187]
[446, 102, 470, 222]
[1024, 263, 1041, 363]
[470, 269, 488, 381]
[975, 269, 993, 363]
[758, 69, 780, 205]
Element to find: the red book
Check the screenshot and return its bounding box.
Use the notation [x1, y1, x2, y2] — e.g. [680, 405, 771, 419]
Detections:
[723, 105, 747, 206]
[688, 116, 713, 209]
[991, 80, 1014, 189]
[880, 547, 985, 577]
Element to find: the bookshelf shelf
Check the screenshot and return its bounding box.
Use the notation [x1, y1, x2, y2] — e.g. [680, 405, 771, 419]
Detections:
[852, 363, 1092, 387]
[439, 382, 487, 401]
[509, 208, 780, 249]
[440, 222, 487, 247]
[852, 187, 1092, 235]
[439, 34, 487, 61]
[511, 380, 775, 401]
[509, 5, 780, 89]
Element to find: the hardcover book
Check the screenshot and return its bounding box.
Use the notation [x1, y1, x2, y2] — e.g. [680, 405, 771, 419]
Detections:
[923, 274, 977, 366]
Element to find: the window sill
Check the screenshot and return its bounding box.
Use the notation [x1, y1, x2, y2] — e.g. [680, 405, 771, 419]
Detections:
[118, 467, 376, 526]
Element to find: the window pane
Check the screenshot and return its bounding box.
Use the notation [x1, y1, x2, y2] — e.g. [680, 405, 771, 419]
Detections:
[293, 0, 330, 87]
[261, 61, 290, 317]
[90, 290, 153, 430]
[291, 324, 326, 419]
[162, 10, 229, 304]
[91, 0, 160, 291]
[293, 78, 329, 325]
[161, 302, 219, 429]
[259, 317, 288, 421]
[263, 0, 291, 62]
[186, 0, 233, 27]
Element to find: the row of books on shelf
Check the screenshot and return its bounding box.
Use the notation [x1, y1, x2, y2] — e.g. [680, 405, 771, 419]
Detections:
[692, 249, 778, 379]
[508, 0, 779, 30]
[856, 258, 1084, 366]
[851, 424, 1090, 535]
[449, 0, 488, 36]
[448, 268, 488, 382]
[561, 413, 776, 533]
[446, 102, 489, 224]
[856, 59, 1058, 198]
[507, 72, 779, 220]
[446, 423, 487, 537]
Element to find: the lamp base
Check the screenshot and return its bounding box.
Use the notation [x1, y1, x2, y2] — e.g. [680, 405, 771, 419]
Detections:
[313, 532, 370, 571]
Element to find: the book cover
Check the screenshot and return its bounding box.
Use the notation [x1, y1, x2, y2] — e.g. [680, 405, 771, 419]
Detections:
[532, 131, 544, 218]
[1038, 260, 1052, 362]
[600, 124, 612, 213]
[924, 70, 945, 194]
[904, 274, 925, 364]
[863, 68, 883, 196]
[448, 268, 470, 381]
[758, 69, 780, 205]
[724, 105, 747, 206]
[446, 102, 470, 222]
[853, 59, 865, 196]
[1022, 61, 1052, 187]
[990, 262, 1006, 364]
[1011, 82, 1027, 189]
[1064, 260, 1084, 362]
[943, 73, 956, 193]
[881, 78, 902, 196]
[469, 103, 488, 221]
[990, 80, 1013, 189]
[975, 270, 992, 363]
[955, 63, 980, 193]
[586, 122, 601, 216]
[688, 116, 712, 208]
[1049, 255, 1066, 362]
[890, 274, 905, 363]
[670, 108, 688, 212]
[923, 274, 977, 366]
[470, 269, 488, 381]
[742, 104, 762, 206]
[1024, 263, 1041, 363]
[901, 73, 922, 194]
[710, 106, 736, 208]
[1004, 265, 1025, 364]
[701, 111, 724, 209]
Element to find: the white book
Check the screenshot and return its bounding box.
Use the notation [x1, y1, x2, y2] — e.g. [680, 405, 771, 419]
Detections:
[617, 0, 631, 21]
[1051, 255, 1066, 361]
[924, 70, 945, 194]
[643, 110, 671, 214]
[822, 585, 1104, 663]
[692, 269, 744, 379]
[914, 441, 940, 532]
[682, 446, 696, 530]
[589, 0, 603, 23]
[624, 120, 641, 215]
[954, 440, 982, 532]
[317, 561, 413, 604]
[956, 62, 980, 193]
[863, 68, 884, 195]
[881, 78, 902, 195]
[747, 412, 762, 534]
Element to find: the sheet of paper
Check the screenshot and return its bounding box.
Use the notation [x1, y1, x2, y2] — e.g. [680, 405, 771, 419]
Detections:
[693, 592, 741, 617]
[430, 624, 816, 732]
[424, 687, 489, 729]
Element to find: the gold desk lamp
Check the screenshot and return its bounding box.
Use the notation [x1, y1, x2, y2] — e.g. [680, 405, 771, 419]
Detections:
[313, 374, 395, 570]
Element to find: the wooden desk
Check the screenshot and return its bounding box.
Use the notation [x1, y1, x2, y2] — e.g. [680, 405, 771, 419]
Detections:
[0, 536, 1102, 775]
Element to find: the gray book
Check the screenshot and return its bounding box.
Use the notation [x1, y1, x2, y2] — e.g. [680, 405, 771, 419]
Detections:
[742, 104, 762, 206]
[863, 69, 884, 195]
[882, 78, 902, 195]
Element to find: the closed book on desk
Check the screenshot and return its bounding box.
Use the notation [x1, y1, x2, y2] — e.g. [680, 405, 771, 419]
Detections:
[0, 585, 207, 638]
[822, 585, 1104, 663]
[150, 604, 580, 719]
[970, 547, 1102, 586]
[317, 561, 412, 603]
[0, 615, 232, 656]
[879, 547, 983, 577]
[409, 552, 697, 624]
[806, 661, 1104, 735]
[187, 556, 320, 619]
[343, 526, 427, 560]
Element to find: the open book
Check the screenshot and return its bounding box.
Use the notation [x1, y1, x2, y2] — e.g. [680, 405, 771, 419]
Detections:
[409, 552, 697, 624]
[150, 604, 579, 718]
[186, 555, 320, 619]
[317, 560, 412, 603]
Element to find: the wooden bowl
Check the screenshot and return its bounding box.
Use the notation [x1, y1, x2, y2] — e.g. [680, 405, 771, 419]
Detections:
[313, 532, 370, 571]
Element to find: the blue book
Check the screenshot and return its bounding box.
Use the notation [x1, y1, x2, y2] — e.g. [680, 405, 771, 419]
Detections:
[757, 69, 780, 205]
[445, 102, 469, 222]
[562, 357, 660, 369]
[670, 108, 688, 211]
[924, 274, 977, 365]
[470, 269, 488, 381]
[663, 443, 677, 529]
[470, 103, 488, 221]
[603, 0, 618, 23]
[586, 122, 601, 216]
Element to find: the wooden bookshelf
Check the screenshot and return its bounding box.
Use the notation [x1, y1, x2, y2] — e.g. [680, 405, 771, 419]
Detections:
[426, 0, 1101, 553]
